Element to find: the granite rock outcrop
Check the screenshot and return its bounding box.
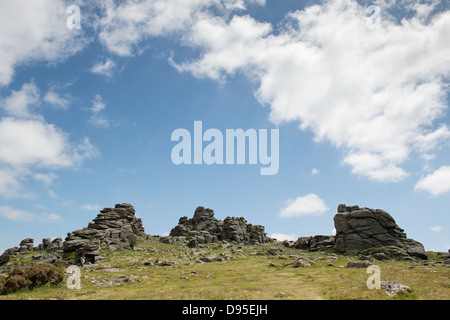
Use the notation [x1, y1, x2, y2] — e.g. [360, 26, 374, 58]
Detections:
[334, 204, 427, 259]
[283, 204, 427, 260]
[63, 203, 145, 262]
[0, 238, 63, 265]
[165, 206, 274, 246]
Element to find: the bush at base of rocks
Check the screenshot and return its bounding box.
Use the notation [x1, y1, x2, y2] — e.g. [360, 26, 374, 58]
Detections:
[0, 263, 64, 295]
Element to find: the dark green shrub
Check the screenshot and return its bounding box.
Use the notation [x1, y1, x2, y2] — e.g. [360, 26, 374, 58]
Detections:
[27, 263, 63, 287]
[0, 263, 64, 295]
[128, 234, 138, 250]
[53, 259, 70, 269]
[1, 275, 32, 295]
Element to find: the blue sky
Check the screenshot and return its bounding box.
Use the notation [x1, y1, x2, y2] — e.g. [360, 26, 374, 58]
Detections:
[1, 0, 449, 254]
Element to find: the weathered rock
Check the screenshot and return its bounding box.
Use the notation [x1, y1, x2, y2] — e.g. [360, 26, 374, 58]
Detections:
[20, 238, 34, 249]
[63, 203, 145, 263]
[0, 247, 18, 265]
[346, 261, 372, 268]
[294, 236, 312, 250]
[359, 246, 413, 261]
[265, 247, 283, 256]
[309, 235, 335, 252]
[288, 235, 335, 252]
[381, 281, 413, 296]
[401, 239, 428, 260]
[167, 206, 274, 246]
[282, 240, 295, 248]
[200, 256, 220, 263]
[156, 260, 177, 266]
[334, 204, 427, 260]
[0, 237, 64, 266]
[42, 238, 51, 250]
[247, 224, 268, 244]
[334, 205, 405, 255]
[287, 258, 312, 268]
[45, 238, 63, 253]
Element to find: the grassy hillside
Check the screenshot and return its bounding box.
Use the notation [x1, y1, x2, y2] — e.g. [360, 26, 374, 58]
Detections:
[0, 236, 448, 300]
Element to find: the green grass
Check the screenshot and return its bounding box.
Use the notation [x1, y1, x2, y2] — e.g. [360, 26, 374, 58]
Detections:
[0, 237, 448, 300]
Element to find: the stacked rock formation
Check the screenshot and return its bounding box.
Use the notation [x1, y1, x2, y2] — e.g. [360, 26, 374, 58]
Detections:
[0, 238, 63, 265]
[166, 206, 273, 247]
[284, 204, 427, 260]
[63, 203, 145, 262]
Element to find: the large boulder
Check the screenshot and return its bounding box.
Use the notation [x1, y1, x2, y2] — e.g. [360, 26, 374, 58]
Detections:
[0, 247, 19, 265]
[334, 204, 427, 259]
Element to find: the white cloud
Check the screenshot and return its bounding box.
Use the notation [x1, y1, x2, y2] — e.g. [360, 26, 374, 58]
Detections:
[0, 0, 86, 87]
[47, 190, 58, 199]
[0, 83, 98, 199]
[40, 213, 62, 222]
[33, 173, 58, 187]
[172, 14, 272, 81]
[89, 114, 110, 128]
[407, 0, 440, 19]
[72, 137, 99, 163]
[81, 204, 101, 211]
[0, 117, 98, 198]
[270, 233, 297, 241]
[0, 169, 27, 199]
[172, 0, 450, 183]
[430, 226, 442, 232]
[0, 206, 36, 222]
[88, 94, 110, 128]
[96, 0, 266, 56]
[414, 166, 450, 196]
[97, 0, 212, 56]
[91, 94, 106, 113]
[90, 58, 116, 77]
[0, 117, 74, 168]
[43, 91, 71, 110]
[311, 168, 319, 175]
[0, 206, 62, 223]
[0, 82, 40, 119]
[279, 193, 329, 218]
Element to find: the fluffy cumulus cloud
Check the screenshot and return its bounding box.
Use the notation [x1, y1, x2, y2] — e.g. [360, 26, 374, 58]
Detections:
[0, 1, 95, 200]
[415, 166, 450, 196]
[171, 0, 450, 183]
[0, 117, 75, 168]
[96, 0, 266, 56]
[90, 0, 450, 184]
[90, 58, 116, 77]
[0, 82, 97, 199]
[0, 206, 61, 223]
[0, 0, 85, 87]
[43, 90, 71, 110]
[0, 82, 40, 118]
[0, 206, 37, 222]
[279, 193, 329, 218]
